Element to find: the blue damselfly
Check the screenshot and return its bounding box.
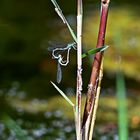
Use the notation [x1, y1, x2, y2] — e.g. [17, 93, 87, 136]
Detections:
[48, 42, 76, 83]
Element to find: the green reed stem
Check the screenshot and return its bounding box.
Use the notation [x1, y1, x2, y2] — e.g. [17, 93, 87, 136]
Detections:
[116, 71, 128, 140]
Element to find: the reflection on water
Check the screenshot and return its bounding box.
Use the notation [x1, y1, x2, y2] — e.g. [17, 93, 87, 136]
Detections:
[1, 116, 140, 140]
[0, 84, 140, 140]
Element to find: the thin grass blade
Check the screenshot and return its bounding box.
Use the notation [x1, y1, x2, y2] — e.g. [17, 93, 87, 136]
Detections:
[82, 45, 109, 58]
[51, 81, 75, 107]
[50, 0, 77, 42]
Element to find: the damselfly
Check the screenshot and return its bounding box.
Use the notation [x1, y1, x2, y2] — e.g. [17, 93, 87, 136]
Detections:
[48, 42, 76, 83]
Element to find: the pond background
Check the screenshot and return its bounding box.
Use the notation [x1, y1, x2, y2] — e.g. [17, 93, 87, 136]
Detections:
[0, 0, 140, 139]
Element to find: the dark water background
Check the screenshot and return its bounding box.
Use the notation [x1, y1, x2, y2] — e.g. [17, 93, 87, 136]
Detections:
[0, 0, 140, 139]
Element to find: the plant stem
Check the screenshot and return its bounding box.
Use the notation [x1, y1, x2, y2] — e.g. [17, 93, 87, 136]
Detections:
[82, 0, 110, 138]
[116, 70, 128, 140]
[75, 0, 83, 139]
[89, 58, 104, 140]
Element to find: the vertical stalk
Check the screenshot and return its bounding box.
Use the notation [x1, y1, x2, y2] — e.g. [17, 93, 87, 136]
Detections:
[82, 0, 110, 138]
[116, 70, 128, 140]
[89, 58, 104, 140]
[76, 0, 83, 139]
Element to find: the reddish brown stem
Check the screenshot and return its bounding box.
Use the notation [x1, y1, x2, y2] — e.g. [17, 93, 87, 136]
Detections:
[82, 0, 110, 129]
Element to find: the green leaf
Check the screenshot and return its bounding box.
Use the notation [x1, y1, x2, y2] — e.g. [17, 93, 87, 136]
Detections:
[2, 115, 32, 140]
[51, 81, 75, 107]
[82, 45, 109, 58]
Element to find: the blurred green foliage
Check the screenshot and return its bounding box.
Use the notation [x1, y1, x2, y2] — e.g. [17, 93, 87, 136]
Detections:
[83, 7, 140, 80]
[2, 115, 31, 140]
